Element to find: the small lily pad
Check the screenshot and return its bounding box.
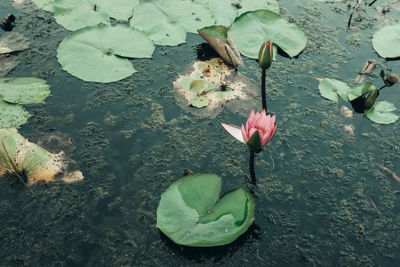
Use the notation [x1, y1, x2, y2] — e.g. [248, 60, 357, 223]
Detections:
[0, 77, 50, 128]
[230, 10, 307, 58]
[365, 101, 399, 124]
[318, 78, 350, 102]
[347, 82, 376, 101]
[372, 23, 400, 59]
[156, 173, 255, 247]
[57, 24, 155, 83]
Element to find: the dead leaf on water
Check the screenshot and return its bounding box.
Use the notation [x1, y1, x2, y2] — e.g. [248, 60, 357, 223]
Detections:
[0, 32, 29, 54]
[0, 54, 18, 77]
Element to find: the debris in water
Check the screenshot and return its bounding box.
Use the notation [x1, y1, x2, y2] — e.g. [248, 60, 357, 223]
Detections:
[341, 106, 353, 118]
[0, 14, 16, 31]
[343, 125, 355, 135]
[377, 164, 400, 185]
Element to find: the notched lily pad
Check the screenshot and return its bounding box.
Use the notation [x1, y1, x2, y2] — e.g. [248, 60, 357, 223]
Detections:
[174, 58, 260, 118]
[372, 23, 400, 59]
[0, 128, 84, 186]
[0, 32, 29, 54]
[230, 10, 307, 58]
[317, 78, 350, 102]
[365, 101, 399, 124]
[0, 77, 50, 128]
[156, 173, 255, 247]
[57, 24, 155, 83]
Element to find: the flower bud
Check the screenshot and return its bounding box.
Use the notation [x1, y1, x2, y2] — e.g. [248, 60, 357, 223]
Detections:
[364, 89, 379, 109]
[258, 41, 273, 69]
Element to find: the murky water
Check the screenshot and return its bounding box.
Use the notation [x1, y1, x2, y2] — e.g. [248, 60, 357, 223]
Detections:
[1, 0, 399, 266]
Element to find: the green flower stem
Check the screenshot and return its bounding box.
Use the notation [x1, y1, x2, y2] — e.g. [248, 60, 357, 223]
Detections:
[261, 67, 267, 111]
[249, 150, 256, 184]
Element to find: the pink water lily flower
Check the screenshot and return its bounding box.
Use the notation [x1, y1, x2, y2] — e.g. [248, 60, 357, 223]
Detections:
[221, 109, 277, 151]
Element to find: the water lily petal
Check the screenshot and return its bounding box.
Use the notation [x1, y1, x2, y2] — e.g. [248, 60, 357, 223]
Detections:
[221, 123, 245, 143]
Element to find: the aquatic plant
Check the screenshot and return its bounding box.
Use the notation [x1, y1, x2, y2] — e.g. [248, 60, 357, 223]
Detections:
[372, 22, 400, 58]
[156, 172, 255, 247]
[222, 109, 277, 183]
[0, 77, 50, 128]
[258, 41, 273, 111]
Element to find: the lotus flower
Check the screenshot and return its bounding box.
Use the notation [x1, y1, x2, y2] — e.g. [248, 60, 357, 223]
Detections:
[221, 109, 277, 152]
[258, 41, 273, 70]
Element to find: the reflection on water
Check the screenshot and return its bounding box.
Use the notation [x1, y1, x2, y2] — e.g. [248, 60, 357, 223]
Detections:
[0, 0, 399, 266]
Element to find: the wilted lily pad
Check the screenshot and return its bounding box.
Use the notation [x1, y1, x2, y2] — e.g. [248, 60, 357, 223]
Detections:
[174, 58, 260, 117]
[57, 24, 154, 83]
[0, 55, 19, 77]
[365, 101, 399, 124]
[230, 10, 307, 58]
[130, 0, 214, 46]
[0, 77, 50, 128]
[156, 173, 255, 247]
[0, 32, 29, 54]
[347, 82, 376, 101]
[0, 128, 84, 186]
[198, 26, 243, 67]
[372, 23, 400, 59]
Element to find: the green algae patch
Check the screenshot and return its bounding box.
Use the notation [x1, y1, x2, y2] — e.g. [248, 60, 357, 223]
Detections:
[0, 78, 50, 128]
[156, 173, 255, 247]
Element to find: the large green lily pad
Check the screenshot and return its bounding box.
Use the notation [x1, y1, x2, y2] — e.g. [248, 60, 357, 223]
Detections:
[0, 77, 50, 128]
[372, 23, 400, 59]
[130, 0, 214, 46]
[365, 101, 399, 124]
[230, 10, 307, 58]
[57, 24, 154, 83]
[156, 173, 255, 247]
[196, 0, 279, 27]
[32, 0, 139, 31]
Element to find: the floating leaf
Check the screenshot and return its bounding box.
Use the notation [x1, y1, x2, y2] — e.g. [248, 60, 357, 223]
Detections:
[317, 78, 350, 102]
[156, 173, 255, 247]
[365, 101, 399, 124]
[198, 26, 243, 66]
[0, 32, 29, 54]
[196, 0, 279, 27]
[57, 24, 154, 83]
[372, 23, 400, 59]
[230, 10, 307, 58]
[189, 95, 209, 108]
[131, 0, 214, 46]
[0, 128, 84, 186]
[0, 77, 50, 128]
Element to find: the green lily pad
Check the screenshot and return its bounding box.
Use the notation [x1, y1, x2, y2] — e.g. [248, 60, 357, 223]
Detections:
[189, 95, 209, 108]
[230, 10, 307, 58]
[197, 0, 279, 27]
[347, 82, 376, 101]
[372, 23, 400, 59]
[57, 24, 154, 83]
[32, 0, 138, 31]
[130, 0, 214, 46]
[0, 77, 50, 128]
[365, 101, 399, 124]
[156, 173, 255, 247]
[318, 78, 350, 102]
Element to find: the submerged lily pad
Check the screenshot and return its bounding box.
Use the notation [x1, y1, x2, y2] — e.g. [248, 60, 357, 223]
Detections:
[156, 173, 255, 247]
[0, 77, 50, 128]
[130, 0, 214, 46]
[372, 23, 400, 58]
[365, 101, 399, 124]
[0, 32, 29, 54]
[230, 10, 307, 58]
[174, 58, 260, 117]
[0, 128, 84, 186]
[57, 24, 154, 83]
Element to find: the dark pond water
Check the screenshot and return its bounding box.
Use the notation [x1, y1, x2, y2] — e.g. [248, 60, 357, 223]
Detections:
[0, 0, 399, 266]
